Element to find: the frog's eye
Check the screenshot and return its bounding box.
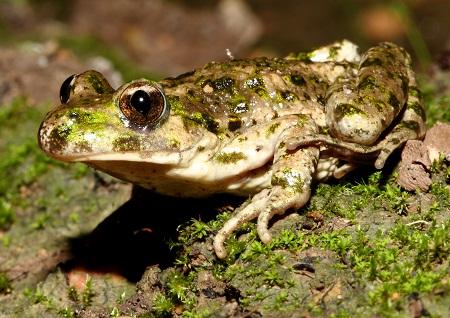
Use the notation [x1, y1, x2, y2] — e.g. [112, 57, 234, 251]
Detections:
[118, 83, 168, 129]
[59, 74, 76, 104]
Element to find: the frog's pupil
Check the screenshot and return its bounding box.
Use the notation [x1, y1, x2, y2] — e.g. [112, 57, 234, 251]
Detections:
[130, 90, 151, 115]
[60, 74, 75, 104]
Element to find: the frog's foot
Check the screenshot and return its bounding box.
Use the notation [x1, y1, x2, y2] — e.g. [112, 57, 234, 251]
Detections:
[213, 184, 313, 259]
[213, 145, 319, 259]
[213, 189, 270, 259]
[256, 185, 311, 244]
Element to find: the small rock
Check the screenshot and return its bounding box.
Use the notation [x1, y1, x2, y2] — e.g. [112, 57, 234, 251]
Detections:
[397, 122, 450, 191]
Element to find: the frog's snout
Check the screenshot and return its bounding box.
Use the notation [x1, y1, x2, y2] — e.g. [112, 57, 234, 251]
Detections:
[38, 111, 67, 159]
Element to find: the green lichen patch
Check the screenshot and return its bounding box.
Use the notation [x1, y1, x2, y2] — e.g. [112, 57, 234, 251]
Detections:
[227, 95, 249, 114]
[265, 122, 280, 137]
[168, 95, 220, 133]
[191, 112, 220, 133]
[86, 72, 111, 95]
[407, 100, 427, 120]
[334, 103, 366, 121]
[112, 135, 141, 152]
[271, 168, 305, 193]
[213, 151, 247, 164]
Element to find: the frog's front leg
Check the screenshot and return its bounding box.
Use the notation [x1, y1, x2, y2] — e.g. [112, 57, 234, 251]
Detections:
[287, 42, 426, 169]
[213, 120, 319, 259]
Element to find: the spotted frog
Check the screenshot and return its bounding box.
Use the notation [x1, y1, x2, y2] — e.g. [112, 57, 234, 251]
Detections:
[38, 41, 426, 259]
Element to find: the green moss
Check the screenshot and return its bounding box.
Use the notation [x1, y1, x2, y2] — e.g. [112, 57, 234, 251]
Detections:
[0, 273, 11, 294]
[152, 293, 174, 316]
[214, 151, 247, 164]
[0, 98, 61, 230]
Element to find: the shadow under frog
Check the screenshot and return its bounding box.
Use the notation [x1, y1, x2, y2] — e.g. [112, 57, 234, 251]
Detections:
[65, 187, 242, 282]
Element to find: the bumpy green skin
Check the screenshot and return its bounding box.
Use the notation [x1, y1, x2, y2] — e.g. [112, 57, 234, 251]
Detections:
[38, 40, 426, 259]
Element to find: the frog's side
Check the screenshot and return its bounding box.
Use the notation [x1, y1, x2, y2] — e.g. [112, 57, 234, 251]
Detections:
[38, 41, 426, 259]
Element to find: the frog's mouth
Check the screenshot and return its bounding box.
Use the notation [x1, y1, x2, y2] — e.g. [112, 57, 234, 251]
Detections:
[38, 114, 220, 166]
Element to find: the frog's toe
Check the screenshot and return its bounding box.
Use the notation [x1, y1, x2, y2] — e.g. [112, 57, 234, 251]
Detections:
[257, 186, 312, 244]
[213, 189, 270, 259]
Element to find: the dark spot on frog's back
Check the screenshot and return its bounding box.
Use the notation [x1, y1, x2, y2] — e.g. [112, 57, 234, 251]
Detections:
[74, 141, 92, 153]
[113, 136, 141, 152]
[190, 112, 220, 133]
[400, 120, 420, 132]
[204, 77, 235, 94]
[290, 74, 306, 86]
[388, 91, 401, 110]
[228, 115, 242, 131]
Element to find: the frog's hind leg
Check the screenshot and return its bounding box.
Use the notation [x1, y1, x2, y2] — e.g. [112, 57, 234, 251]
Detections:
[373, 71, 426, 168]
[287, 42, 426, 169]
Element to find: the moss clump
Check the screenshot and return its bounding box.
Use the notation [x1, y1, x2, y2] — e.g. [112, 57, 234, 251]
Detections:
[0, 273, 11, 294]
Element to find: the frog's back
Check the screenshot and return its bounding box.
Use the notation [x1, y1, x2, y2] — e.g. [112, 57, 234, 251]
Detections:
[160, 57, 346, 135]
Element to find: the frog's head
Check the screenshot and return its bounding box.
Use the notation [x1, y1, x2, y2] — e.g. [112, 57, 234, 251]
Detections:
[38, 70, 218, 182]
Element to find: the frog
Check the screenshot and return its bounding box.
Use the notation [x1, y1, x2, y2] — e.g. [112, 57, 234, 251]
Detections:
[38, 40, 426, 259]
